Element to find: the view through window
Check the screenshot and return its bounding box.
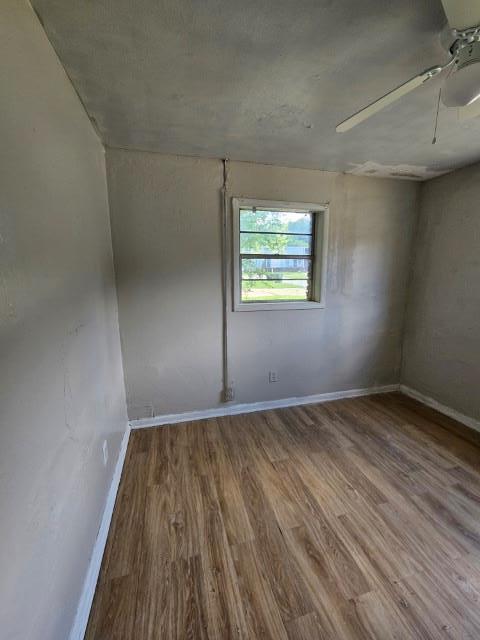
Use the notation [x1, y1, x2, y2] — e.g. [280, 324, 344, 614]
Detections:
[239, 207, 314, 303]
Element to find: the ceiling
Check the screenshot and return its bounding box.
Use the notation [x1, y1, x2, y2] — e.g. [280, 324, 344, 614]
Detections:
[32, 0, 480, 179]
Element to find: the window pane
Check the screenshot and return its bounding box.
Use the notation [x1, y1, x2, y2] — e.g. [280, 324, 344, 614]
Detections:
[241, 257, 311, 280]
[241, 256, 312, 302]
[240, 209, 313, 234]
[240, 232, 312, 255]
[242, 279, 309, 302]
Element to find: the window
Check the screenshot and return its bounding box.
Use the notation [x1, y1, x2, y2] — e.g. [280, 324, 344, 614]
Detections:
[232, 198, 329, 311]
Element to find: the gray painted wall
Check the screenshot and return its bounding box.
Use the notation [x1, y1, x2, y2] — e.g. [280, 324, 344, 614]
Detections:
[107, 149, 419, 419]
[402, 162, 480, 421]
[0, 2, 127, 639]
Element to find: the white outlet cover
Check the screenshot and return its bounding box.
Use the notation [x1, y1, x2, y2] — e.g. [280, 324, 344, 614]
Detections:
[102, 440, 108, 466]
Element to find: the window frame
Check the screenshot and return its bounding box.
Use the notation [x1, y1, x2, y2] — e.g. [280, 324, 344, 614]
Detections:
[232, 198, 329, 312]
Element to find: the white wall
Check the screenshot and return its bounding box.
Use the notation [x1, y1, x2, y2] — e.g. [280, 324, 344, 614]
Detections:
[107, 149, 419, 419]
[402, 162, 480, 421]
[0, 2, 127, 639]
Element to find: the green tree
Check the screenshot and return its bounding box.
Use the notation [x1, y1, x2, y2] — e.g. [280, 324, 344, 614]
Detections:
[241, 211, 289, 291]
[240, 210, 289, 255]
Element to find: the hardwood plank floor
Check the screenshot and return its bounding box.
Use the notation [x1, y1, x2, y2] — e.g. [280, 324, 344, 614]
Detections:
[85, 392, 480, 639]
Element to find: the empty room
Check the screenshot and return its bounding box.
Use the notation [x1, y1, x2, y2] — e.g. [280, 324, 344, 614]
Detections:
[2, 0, 480, 638]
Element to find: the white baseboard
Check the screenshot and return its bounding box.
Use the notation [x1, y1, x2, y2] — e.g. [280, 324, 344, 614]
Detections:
[69, 424, 131, 640]
[400, 385, 480, 434]
[130, 384, 400, 429]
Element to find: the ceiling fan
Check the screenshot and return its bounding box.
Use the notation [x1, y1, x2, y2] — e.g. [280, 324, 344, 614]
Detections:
[336, 0, 480, 132]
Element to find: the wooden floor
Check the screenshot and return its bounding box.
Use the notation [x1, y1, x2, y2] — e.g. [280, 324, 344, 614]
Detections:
[86, 392, 480, 639]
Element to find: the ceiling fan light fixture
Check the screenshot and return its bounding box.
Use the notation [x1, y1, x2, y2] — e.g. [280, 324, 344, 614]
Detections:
[442, 40, 480, 107]
[335, 0, 480, 133]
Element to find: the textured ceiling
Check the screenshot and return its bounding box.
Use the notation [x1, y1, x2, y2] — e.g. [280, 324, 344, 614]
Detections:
[32, 0, 480, 179]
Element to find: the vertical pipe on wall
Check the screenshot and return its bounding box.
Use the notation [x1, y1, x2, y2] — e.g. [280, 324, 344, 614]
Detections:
[221, 158, 234, 402]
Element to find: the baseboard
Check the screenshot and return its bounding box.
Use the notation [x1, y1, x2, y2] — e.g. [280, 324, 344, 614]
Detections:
[130, 384, 400, 429]
[69, 424, 131, 640]
[400, 385, 480, 434]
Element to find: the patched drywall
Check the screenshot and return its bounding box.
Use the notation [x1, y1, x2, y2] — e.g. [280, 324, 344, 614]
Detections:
[107, 149, 419, 418]
[402, 162, 480, 421]
[348, 161, 449, 181]
[0, 2, 127, 638]
[30, 0, 480, 176]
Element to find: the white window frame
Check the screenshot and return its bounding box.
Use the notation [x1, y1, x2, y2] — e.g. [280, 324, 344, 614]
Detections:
[232, 198, 329, 312]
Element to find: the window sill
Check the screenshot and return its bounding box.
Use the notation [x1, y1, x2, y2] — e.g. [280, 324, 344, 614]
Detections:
[234, 300, 326, 312]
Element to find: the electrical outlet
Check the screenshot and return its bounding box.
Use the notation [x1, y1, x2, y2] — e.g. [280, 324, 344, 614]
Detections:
[269, 370, 279, 383]
[102, 440, 108, 466]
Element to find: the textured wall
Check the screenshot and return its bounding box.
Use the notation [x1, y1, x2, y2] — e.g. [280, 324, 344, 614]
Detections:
[0, 2, 127, 638]
[107, 152, 223, 418]
[402, 162, 480, 421]
[107, 149, 419, 418]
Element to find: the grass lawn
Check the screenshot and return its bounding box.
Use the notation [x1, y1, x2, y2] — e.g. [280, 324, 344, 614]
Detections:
[242, 278, 308, 302]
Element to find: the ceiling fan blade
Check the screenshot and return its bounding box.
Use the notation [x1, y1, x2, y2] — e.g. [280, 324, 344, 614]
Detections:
[336, 67, 442, 133]
[440, 0, 480, 30]
[458, 96, 480, 119]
